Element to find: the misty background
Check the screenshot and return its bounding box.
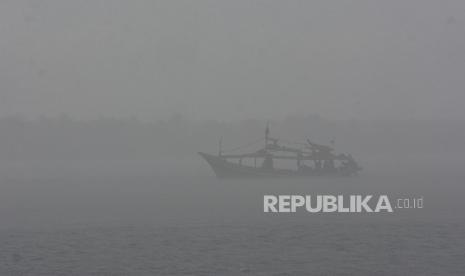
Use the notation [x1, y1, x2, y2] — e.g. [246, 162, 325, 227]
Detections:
[1, 0, 465, 165]
[1, 1, 465, 275]
[1, 0, 465, 122]
[0, 115, 464, 164]
[1, 0, 465, 230]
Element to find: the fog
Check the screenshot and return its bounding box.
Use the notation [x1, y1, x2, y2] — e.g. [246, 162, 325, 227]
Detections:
[0, 115, 464, 163]
[1, 1, 465, 275]
[1, 0, 464, 242]
[1, 0, 465, 121]
[0, 115, 464, 229]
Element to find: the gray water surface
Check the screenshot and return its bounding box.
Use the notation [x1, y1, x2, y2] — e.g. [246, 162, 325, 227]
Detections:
[0, 159, 464, 275]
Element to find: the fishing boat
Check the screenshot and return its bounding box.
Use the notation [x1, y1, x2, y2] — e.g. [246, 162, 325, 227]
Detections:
[199, 124, 362, 178]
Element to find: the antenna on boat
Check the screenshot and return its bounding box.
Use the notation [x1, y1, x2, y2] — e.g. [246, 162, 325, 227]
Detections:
[265, 121, 270, 148]
[218, 136, 223, 156]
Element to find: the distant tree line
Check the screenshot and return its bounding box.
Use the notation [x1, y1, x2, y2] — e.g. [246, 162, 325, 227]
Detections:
[0, 114, 463, 161]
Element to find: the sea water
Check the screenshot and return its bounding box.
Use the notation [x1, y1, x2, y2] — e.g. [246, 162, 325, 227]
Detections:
[0, 158, 464, 275]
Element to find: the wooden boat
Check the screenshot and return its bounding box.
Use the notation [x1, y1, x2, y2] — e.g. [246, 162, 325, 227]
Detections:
[199, 124, 362, 178]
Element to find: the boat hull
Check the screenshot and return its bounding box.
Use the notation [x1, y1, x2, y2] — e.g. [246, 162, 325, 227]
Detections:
[198, 152, 358, 179]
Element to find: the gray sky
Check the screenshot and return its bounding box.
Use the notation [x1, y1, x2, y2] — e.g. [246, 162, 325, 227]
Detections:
[1, 0, 465, 121]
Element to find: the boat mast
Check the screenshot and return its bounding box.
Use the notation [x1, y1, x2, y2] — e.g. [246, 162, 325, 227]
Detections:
[265, 121, 270, 149]
[218, 136, 223, 156]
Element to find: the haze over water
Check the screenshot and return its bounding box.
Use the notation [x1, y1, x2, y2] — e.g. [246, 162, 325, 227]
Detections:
[1, 144, 465, 275]
[1, 0, 465, 274]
